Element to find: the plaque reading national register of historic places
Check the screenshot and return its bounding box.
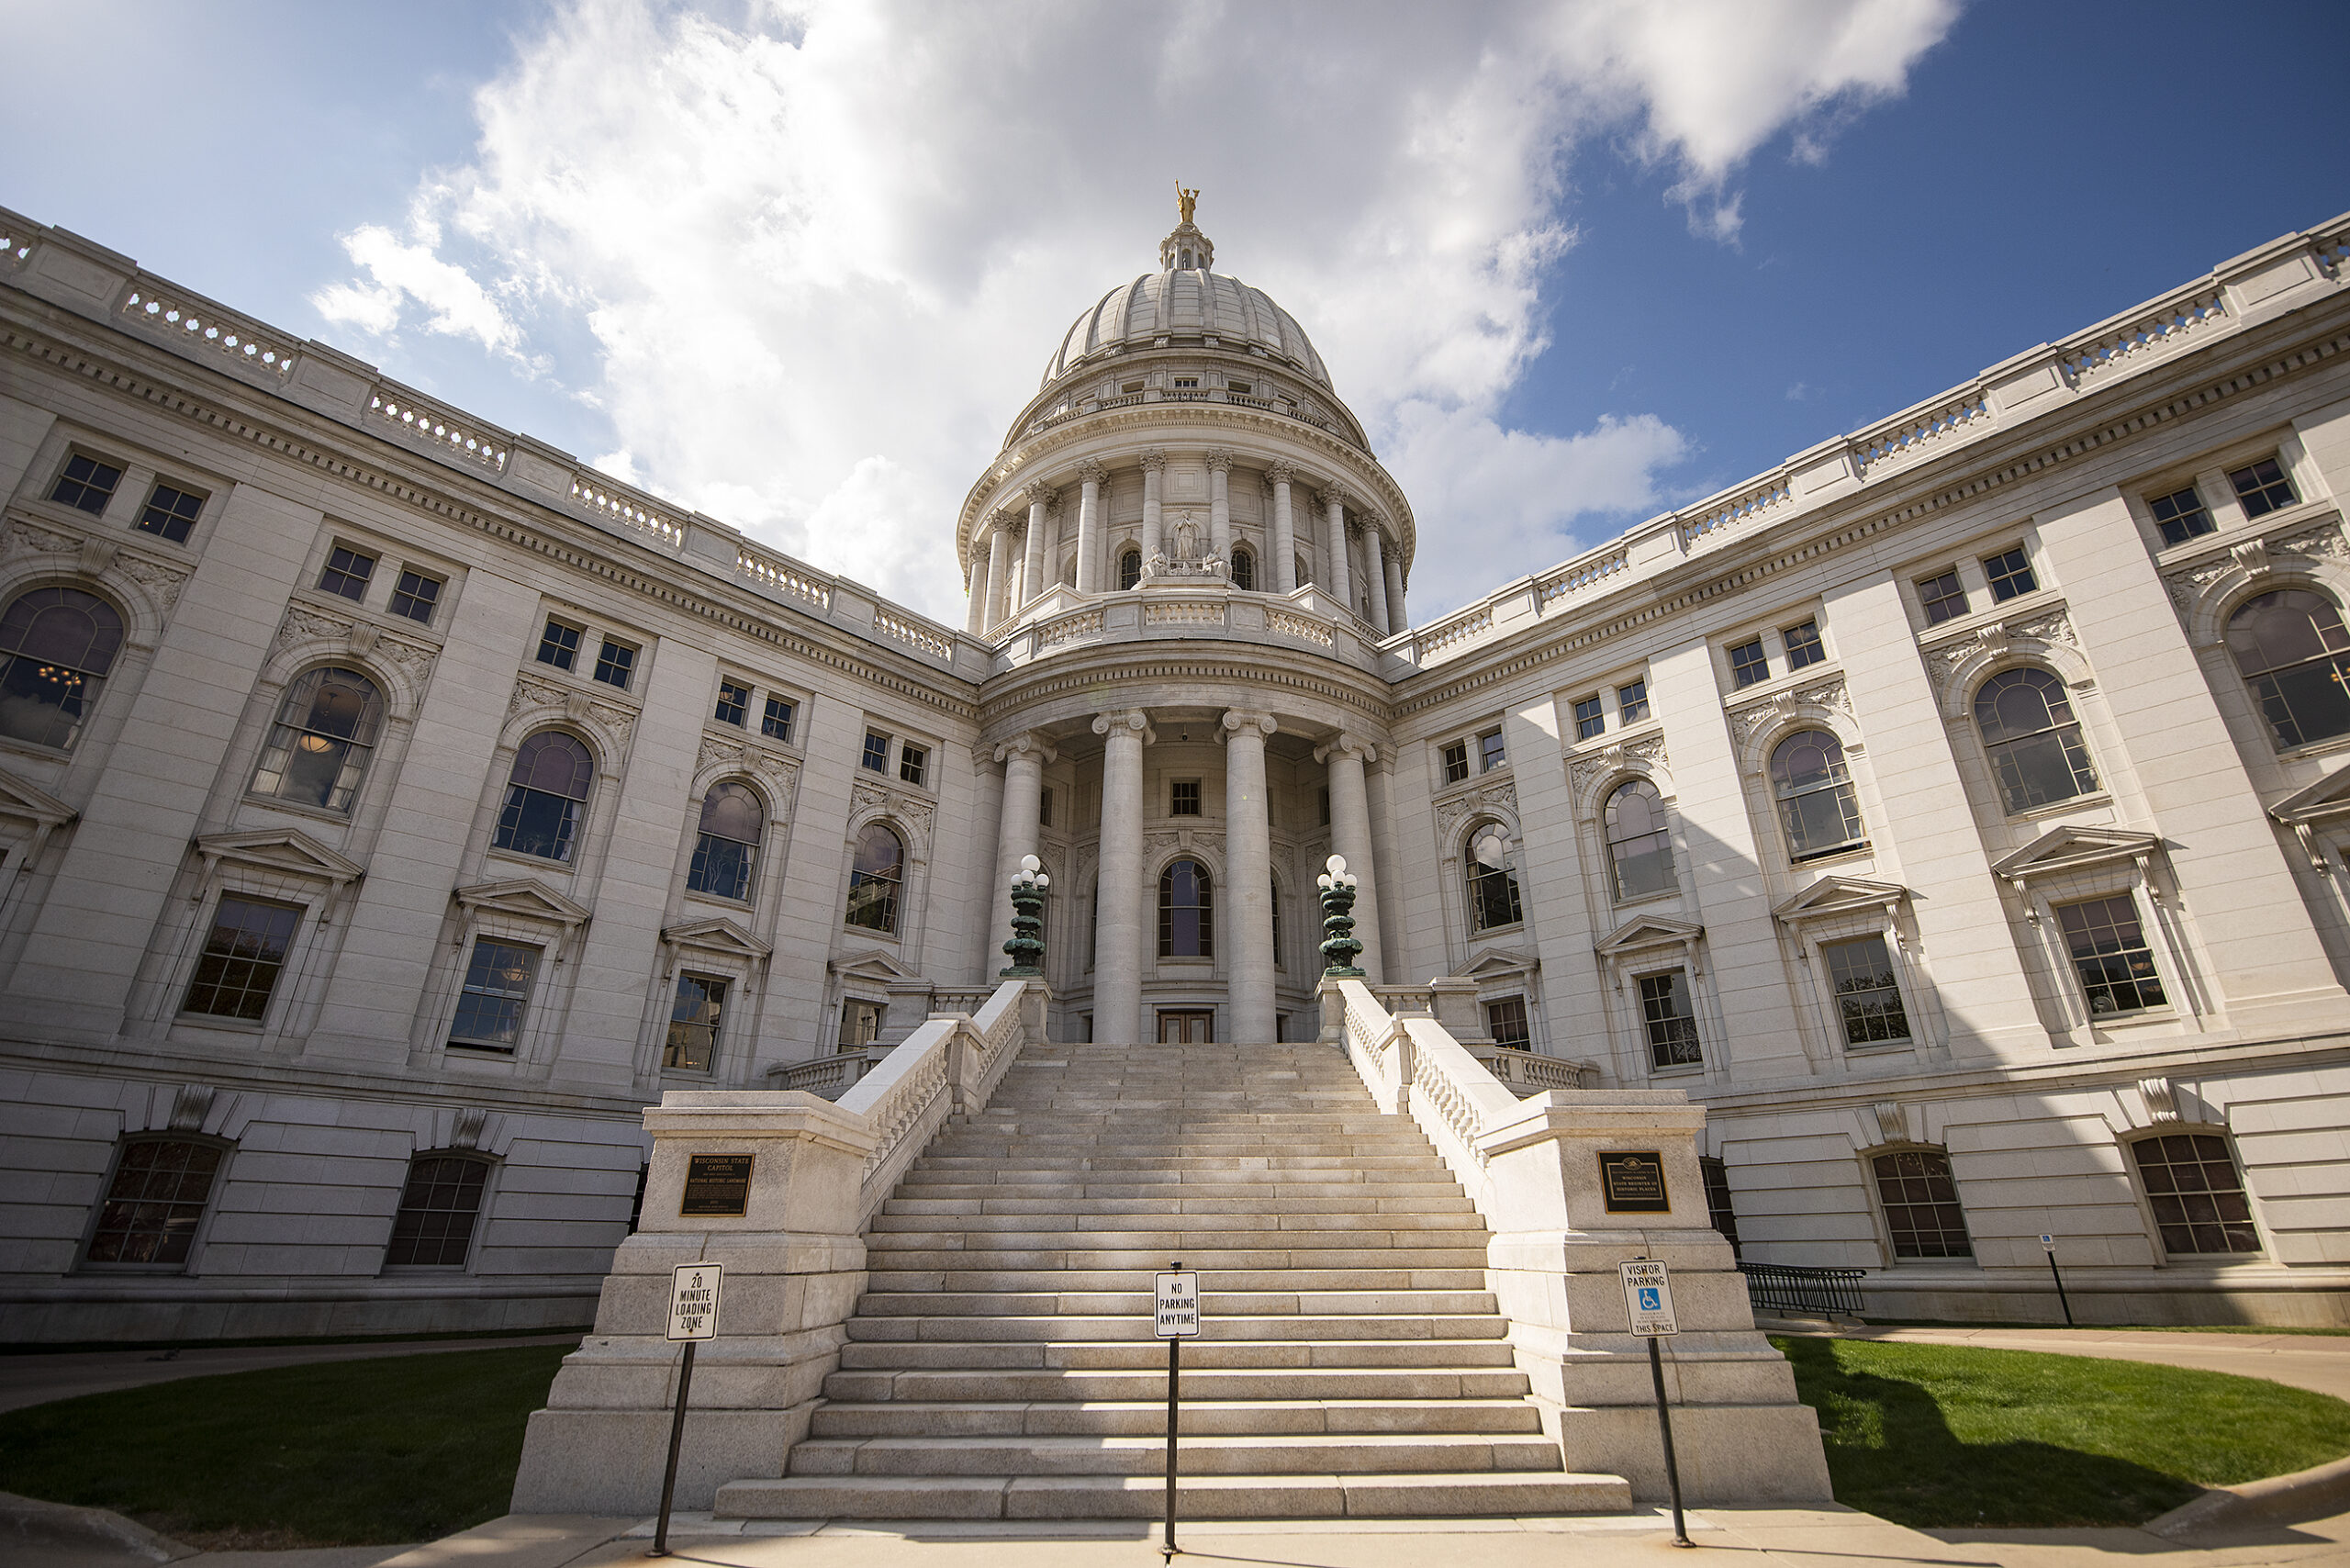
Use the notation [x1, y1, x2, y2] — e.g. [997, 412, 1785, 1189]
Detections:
[681, 1153, 754, 1216]
[1598, 1151, 1670, 1214]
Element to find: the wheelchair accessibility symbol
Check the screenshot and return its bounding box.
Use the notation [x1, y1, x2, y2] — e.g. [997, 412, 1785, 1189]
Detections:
[1639, 1286, 1662, 1312]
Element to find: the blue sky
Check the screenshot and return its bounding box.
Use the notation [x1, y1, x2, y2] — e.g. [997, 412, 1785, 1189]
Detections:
[2, 1, 2344, 621]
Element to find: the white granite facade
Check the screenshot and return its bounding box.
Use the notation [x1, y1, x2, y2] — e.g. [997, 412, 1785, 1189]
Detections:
[3, 202, 2348, 1338]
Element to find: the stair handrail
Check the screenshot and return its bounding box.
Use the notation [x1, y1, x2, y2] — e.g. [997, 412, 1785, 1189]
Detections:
[837, 976, 1037, 1226]
[1332, 978, 1523, 1221]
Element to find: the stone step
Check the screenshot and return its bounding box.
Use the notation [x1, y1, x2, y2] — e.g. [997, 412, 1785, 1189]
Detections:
[866, 1229, 1478, 1254]
[807, 1396, 1547, 1439]
[785, 1431, 1562, 1478]
[851, 1290, 1501, 1318]
[882, 1194, 1474, 1217]
[835, 1337, 1518, 1371]
[845, 1312, 1506, 1343]
[861, 1267, 1490, 1293]
[867, 1214, 1481, 1238]
[820, 1366, 1534, 1404]
[911, 1154, 1441, 1170]
[890, 1179, 1470, 1199]
[714, 1471, 1634, 1521]
[859, 1247, 1492, 1271]
[897, 1169, 1460, 1191]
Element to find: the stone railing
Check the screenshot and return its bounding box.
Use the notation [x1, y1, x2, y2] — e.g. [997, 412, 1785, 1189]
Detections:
[365, 385, 511, 473]
[1415, 604, 1494, 659]
[1371, 984, 1434, 1015]
[875, 605, 956, 662]
[572, 474, 686, 550]
[119, 283, 301, 381]
[735, 541, 833, 610]
[1679, 476, 1792, 552]
[1537, 546, 1630, 606]
[835, 976, 1038, 1225]
[1035, 607, 1105, 648]
[1265, 607, 1333, 646]
[768, 1047, 890, 1099]
[1852, 389, 1988, 477]
[1144, 598, 1224, 627]
[1471, 1044, 1603, 1095]
[2061, 285, 2228, 388]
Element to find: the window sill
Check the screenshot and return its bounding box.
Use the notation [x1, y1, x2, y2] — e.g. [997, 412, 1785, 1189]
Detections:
[1157, 957, 1215, 968]
[708, 722, 801, 757]
[2004, 792, 2113, 824]
[241, 792, 356, 827]
[1566, 719, 1664, 756]
[684, 890, 755, 913]
[1650, 1062, 1705, 1079]
[2273, 731, 2350, 765]
[841, 927, 901, 943]
[1609, 888, 1682, 913]
[486, 847, 576, 875]
[447, 1041, 518, 1056]
[0, 732, 75, 767]
[1790, 842, 1872, 868]
[1471, 924, 1527, 940]
[1843, 1039, 1917, 1056]
[173, 1014, 264, 1036]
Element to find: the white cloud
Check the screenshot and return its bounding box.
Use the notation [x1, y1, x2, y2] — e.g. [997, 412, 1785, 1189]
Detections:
[314, 0, 1955, 621]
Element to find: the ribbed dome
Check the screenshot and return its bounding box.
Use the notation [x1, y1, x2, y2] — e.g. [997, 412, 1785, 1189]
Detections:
[1041, 267, 1330, 391]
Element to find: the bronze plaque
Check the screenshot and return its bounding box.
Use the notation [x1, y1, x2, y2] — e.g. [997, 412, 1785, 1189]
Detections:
[1598, 1151, 1670, 1214]
[681, 1153, 753, 1217]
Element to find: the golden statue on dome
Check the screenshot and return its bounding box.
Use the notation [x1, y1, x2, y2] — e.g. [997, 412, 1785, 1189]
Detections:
[1176, 184, 1199, 225]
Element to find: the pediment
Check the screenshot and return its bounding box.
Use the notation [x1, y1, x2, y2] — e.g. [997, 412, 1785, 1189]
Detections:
[195, 827, 364, 885]
[453, 877, 593, 926]
[2270, 766, 2350, 826]
[1989, 824, 2162, 881]
[1595, 914, 1704, 957]
[1774, 876, 1910, 922]
[830, 949, 922, 983]
[1458, 946, 1540, 978]
[0, 766, 74, 828]
[662, 916, 772, 960]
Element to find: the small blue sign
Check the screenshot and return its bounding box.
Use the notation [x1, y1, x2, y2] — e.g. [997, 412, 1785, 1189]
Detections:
[1639, 1286, 1662, 1312]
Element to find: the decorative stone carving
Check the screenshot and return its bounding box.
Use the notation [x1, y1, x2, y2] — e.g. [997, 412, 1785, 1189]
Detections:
[115, 554, 192, 614]
[2277, 521, 2350, 560]
[1205, 450, 1233, 474]
[1077, 459, 1108, 487]
[1871, 1101, 1908, 1144]
[1265, 460, 1296, 487]
[6, 518, 81, 555]
[452, 1105, 488, 1149]
[2164, 554, 2235, 613]
[1568, 733, 1672, 800]
[2140, 1075, 2180, 1124]
[79, 536, 117, 574]
[278, 605, 353, 651]
[2009, 608, 2076, 648]
[1436, 780, 1518, 838]
[509, 673, 636, 752]
[1138, 450, 1167, 474]
[2231, 537, 2271, 578]
[851, 779, 933, 833]
[348, 622, 380, 659]
[169, 1082, 216, 1133]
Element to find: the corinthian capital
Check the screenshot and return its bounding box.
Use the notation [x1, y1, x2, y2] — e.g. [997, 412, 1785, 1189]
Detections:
[1078, 459, 1109, 487]
[1205, 449, 1234, 474]
[1139, 449, 1168, 474]
[1265, 460, 1296, 487]
[1021, 482, 1059, 512]
[1316, 486, 1351, 511]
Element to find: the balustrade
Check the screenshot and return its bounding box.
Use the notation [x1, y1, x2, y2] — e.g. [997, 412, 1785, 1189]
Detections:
[572, 475, 686, 549]
[2060, 286, 2229, 387]
[121, 284, 300, 379]
[367, 386, 509, 471]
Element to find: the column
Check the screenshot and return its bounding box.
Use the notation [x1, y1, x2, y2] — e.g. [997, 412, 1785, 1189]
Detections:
[1139, 450, 1166, 574]
[966, 545, 991, 633]
[1021, 487, 1050, 610]
[1091, 709, 1154, 1044]
[990, 733, 1055, 979]
[1074, 460, 1106, 593]
[1038, 488, 1063, 594]
[1321, 488, 1353, 609]
[982, 516, 1013, 632]
[1268, 463, 1297, 593]
[1363, 520, 1392, 633]
[1223, 709, 1279, 1041]
[1384, 550, 1407, 633]
[1206, 450, 1233, 564]
[1315, 733, 1384, 982]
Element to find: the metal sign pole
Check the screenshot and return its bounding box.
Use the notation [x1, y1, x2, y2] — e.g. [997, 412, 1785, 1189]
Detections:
[1619, 1256, 1692, 1550]
[1646, 1336, 1691, 1549]
[649, 1260, 722, 1560]
[1155, 1259, 1198, 1562]
[2042, 1235, 2074, 1326]
[649, 1339, 696, 1558]
[1163, 1330, 1181, 1561]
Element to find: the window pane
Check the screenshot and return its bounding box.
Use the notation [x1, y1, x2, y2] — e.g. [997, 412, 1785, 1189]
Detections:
[1617, 680, 1650, 723]
[451, 940, 540, 1050]
[85, 1140, 222, 1266]
[2149, 487, 2212, 546]
[536, 620, 582, 669]
[1441, 742, 1469, 784]
[50, 453, 124, 514]
[861, 732, 890, 771]
[761, 696, 796, 741]
[2229, 456, 2297, 518]
[715, 679, 749, 725]
[384, 1155, 489, 1268]
[252, 666, 383, 812]
[1919, 570, 1968, 624]
[183, 896, 300, 1020]
[319, 546, 375, 602]
[1984, 548, 2038, 601]
[1486, 996, 1529, 1047]
[666, 975, 725, 1071]
[138, 483, 205, 543]
[2057, 896, 2167, 1015]
[1574, 696, 1605, 740]
[388, 570, 442, 624]
[0, 588, 127, 750]
[846, 823, 903, 932]
[1873, 1149, 1973, 1258]
[1729, 639, 1769, 686]
[593, 641, 635, 689]
[1824, 935, 1910, 1046]
[1480, 731, 1507, 771]
[1158, 858, 1214, 958]
[1784, 621, 1826, 669]
[1639, 970, 1702, 1069]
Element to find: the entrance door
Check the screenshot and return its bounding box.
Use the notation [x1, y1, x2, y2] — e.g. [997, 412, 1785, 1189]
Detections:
[1158, 1010, 1214, 1044]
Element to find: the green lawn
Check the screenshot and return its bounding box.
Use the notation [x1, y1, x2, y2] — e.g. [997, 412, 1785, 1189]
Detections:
[0, 1343, 575, 1549]
[1776, 1336, 2350, 1528]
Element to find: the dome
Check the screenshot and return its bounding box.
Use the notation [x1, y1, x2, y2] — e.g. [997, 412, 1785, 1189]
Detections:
[1039, 206, 1331, 391]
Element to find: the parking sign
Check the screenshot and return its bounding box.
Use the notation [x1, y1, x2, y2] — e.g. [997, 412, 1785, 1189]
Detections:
[666, 1262, 723, 1342]
[1619, 1259, 1677, 1337]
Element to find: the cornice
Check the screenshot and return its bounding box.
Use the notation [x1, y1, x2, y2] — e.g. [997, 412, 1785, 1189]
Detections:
[976, 644, 1393, 736]
[0, 304, 984, 722]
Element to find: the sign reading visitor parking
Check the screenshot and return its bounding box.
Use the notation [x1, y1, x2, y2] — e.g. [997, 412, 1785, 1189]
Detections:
[1154, 1271, 1201, 1338]
[1619, 1259, 1677, 1337]
[666, 1262, 723, 1342]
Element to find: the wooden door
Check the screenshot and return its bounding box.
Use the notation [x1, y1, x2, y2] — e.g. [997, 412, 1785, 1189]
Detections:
[1158, 1010, 1214, 1044]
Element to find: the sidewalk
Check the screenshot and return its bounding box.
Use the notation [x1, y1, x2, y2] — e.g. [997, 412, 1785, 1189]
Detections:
[0, 1334, 585, 1416]
[1777, 1325, 2350, 1402]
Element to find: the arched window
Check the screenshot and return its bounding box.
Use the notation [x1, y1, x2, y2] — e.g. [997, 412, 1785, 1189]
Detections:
[1771, 730, 1864, 860]
[251, 666, 384, 812]
[2130, 1132, 2260, 1256]
[1231, 547, 1255, 592]
[845, 823, 904, 933]
[0, 586, 126, 750]
[1159, 858, 1213, 958]
[1295, 554, 1311, 589]
[1974, 668, 2098, 812]
[1869, 1148, 1973, 1259]
[2226, 589, 2350, 749]
[383, 1152, 491, 1268]
[687, 781, 764, 901]
[496, 731, 594, 863]
[1605, 780, 1674, 901]
[84, 1137, 224, 1268]
[1466, 823, 1523, 932]
[1119, 548, 1143, 591]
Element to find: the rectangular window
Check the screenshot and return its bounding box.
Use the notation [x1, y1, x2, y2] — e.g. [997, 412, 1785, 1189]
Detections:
[1479, 729, 1506, 772]
[1822, 935, 1911, 1046]
[318, 545, 376, 603]
[1617, 679, 1650, 724]
[1728, 638, 1769, 688]
[1038, 787, 1054, 827]
[2132, 1133, 2261, 1255]
[84, 1138, 222, 1267]
[136, 482, 205, 543]
[384, 1155, 489, 1269]
[1700, 1156, 1740, 1259]
[1873, 1148, 1973, 1259]
[2056, 894, 2167, 1015]
[666, 974, 726, 1071]
[1984, 546, 2038, 601]
[592, 639, 636, 690]
[2149, 485, 2214, 546]
[861, 731, 890, 772]
[449, 939, 540, 1053]
[1485, 996, 1530, 1048]
[841, 999, 884, 1048]
[713, 678, 750, 726]
[760, 695, 796, 743]
[1317, 787, 1331, 826]
[182, 895, 301, 1022]
[1169, 778, 1202, 816]
[1918, 569, 1969, 625]
[50, 453, 124, 515]
[1441, 740, 1470, 784]
[1573, 696, 1605, 740]
[1173, 376, 1199, 388]
[387, 569, 442, 625]
[1639, 970, 1703, 1070]
[1783, 621, 1826, 671]
[899, 743, 928, 788]
[536, 618, 583, 671]
[2229, 455, 2298, 518]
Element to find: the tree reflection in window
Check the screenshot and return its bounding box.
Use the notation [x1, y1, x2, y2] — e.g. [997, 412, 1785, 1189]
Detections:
[1605, 780, 1674, 901]
[1974, 668, 2098, 813]
[2226, 589, 2350, 749]
[1466, 824, 1523, 932]
[845, 823, 904, 933]
[687, 781, 764, 902]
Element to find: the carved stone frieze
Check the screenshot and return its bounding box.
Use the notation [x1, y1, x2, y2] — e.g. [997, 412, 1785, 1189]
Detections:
[1729, 676, 1850, 751]
[1567, 733, 1672, 800]
[6, 518, 81, 555]
[851, 778, 932, 833]
[696, 733, 801, 793]
[509, 672, 635, 751]
[280, 605, 354, 649]
[1436, 779, 1518, 838]
[114, 553, 191, 614]
[2276, 520, 2350, 560]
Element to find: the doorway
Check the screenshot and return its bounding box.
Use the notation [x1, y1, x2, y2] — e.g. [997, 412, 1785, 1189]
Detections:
[1158, 1010, 1214, 1044]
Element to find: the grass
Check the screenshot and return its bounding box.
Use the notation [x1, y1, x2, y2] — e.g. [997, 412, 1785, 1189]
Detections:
[0, 1342, 574, 1549]
[1775, 1336, 2350, 1529]
[0, 1325, 591, 1356]
[1853, 1318, 2350, 1337]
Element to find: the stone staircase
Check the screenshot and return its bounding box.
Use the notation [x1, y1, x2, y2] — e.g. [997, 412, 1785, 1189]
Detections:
[714, 1038, 1631, 1521]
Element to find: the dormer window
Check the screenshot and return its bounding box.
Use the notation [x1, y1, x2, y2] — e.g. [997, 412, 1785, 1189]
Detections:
[1173, 377, 1199, 389]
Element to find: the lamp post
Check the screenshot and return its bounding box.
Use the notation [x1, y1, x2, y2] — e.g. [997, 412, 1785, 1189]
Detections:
[1001, 854, 1051, 978]
[1316, 854, 1364, 978]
